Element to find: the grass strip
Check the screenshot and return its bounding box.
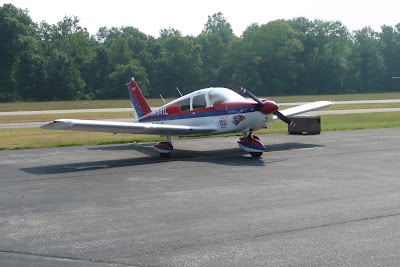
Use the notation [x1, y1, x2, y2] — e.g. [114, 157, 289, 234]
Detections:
[0, 112, 133, 123]
[1, 103, 400, 124]
[1, 92, 400, 112]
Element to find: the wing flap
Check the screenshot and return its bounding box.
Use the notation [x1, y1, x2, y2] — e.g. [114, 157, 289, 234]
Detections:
[273, 101, 333, 120]
[41, 119, 217, 136]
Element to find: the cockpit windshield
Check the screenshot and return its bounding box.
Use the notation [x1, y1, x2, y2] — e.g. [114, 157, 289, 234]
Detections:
[208, 88, 244, 106]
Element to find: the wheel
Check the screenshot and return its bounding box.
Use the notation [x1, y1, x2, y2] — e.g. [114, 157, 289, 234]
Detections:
[159, 152, 171, 158]
[250, 152, 263, 158]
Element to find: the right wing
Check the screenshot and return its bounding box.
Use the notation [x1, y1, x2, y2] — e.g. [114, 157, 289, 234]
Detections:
[273, 101, 333, 120]
[41, 119, 217, 136]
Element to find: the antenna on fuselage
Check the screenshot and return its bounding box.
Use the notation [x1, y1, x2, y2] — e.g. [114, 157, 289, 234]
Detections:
[160, 94, 166, 104]
[176, 87, 183, 97]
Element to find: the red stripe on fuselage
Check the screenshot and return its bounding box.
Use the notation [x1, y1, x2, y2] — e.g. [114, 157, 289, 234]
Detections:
[139, 100, 259, 122]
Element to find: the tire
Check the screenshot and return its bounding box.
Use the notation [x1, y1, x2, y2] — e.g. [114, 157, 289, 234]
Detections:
[250, 152, 263, 158]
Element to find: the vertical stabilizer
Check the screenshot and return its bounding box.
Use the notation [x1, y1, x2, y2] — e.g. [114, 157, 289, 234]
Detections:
[127, 78, 152, 120]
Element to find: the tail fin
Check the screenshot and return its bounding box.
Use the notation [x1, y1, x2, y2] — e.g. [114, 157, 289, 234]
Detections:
[127, 78, 152, 119]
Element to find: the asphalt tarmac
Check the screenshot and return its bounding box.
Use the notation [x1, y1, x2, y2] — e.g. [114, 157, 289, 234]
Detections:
[1, 128, 400, 266]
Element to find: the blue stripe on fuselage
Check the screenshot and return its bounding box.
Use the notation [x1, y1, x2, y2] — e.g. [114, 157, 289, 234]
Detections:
[138, 107, 255, 122]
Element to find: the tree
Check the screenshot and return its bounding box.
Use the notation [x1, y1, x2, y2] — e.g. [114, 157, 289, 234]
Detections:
[159, 27, 182, 38]
[109, 36, 132, 65]
[225, 20, 304, 95]
[2, 3, 399, 102]
[290, 18, 351, 94]
[81, 46, 112, 98]
[39, 16, 98, 100]
[154, 35, 203, 96]
[0, 4, 38, 101]
[348, 27, 386, 92]
[196, 12, 235, 86]
[202, 12, 234, 44]
[380, 25, 400, 91]
[105, 60, 150, 98]
[220, 24, 262, 90]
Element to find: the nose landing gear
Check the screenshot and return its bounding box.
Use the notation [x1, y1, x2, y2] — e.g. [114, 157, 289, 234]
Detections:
[237, 132, 265, 157]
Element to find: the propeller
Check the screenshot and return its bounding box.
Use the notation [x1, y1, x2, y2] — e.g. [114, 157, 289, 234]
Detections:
[240, 87, 295, 126]
[273, 110, 295, 126]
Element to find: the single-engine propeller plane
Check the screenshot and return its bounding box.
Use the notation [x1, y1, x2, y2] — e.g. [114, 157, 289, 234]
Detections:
[42, 78, 333, 158]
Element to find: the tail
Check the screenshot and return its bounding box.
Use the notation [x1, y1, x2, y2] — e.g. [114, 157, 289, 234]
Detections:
[127, 78, 152, 120]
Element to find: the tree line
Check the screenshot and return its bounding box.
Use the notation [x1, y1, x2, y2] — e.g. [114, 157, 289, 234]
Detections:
[1, 3, 399, 102]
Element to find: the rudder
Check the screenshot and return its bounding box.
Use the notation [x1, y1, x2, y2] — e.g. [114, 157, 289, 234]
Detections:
[127, 78, 152, 120]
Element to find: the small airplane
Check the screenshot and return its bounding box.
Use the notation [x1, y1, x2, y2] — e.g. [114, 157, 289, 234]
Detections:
[42, 78, 333, 158]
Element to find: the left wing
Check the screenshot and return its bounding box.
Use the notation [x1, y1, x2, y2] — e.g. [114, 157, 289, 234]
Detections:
[41, 119, 217, 136]
[273, 101, 333, 120]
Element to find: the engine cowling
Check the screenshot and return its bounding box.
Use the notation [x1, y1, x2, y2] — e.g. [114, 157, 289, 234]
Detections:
[260, 100, 278, 115]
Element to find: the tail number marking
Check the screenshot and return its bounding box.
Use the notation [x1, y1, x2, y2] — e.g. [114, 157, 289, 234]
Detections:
[151, 106, 169, 117]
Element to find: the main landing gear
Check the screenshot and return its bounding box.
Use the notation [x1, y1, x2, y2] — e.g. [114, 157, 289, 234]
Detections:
[237, 132, 265, 158]
[153, 134, 265, 158]
[153, 136, 173, 158]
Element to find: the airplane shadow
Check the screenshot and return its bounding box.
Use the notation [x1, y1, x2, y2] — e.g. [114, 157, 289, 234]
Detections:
[21, 142, 324, 175]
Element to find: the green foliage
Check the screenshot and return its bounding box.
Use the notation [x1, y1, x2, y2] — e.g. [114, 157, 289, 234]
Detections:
[105, 60, 150, 98]
[289, 18, 351, 95]
[0, 4, 38, 101]
[1, 4, 400, 103]
[380, 25, 400, 91]
[348, 27, 386, 92]
[154, 34, 202, 96]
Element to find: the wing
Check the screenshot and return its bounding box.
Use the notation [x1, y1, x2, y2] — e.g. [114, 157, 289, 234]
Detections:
[41, 119, 217, 136]
[273, 101, 333, 120]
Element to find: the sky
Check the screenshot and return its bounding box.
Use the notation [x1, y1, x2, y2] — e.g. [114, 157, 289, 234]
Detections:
[2, 0, 399, 37]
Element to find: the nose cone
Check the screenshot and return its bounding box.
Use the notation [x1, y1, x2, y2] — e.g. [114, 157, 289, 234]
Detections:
[260, 100, 278, 114]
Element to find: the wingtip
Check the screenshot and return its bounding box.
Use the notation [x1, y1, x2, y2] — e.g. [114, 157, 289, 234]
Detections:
[40, 120, 71, 130]
[40, 121, 55, 129]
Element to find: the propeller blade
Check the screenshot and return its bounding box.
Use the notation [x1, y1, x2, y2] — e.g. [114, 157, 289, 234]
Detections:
[240, 87, 264, 106]
[273, 111, 295, 126]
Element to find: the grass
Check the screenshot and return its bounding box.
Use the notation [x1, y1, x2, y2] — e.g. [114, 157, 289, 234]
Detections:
[321, 112, 400, 131]
[281, 103, 400, 110]
[268, 92, 400, 103]
[2, 103, 399, 124]
[1, 92, 400, 112]
[1, 112, 399, 150]
[0, 99, 171, 112]
[0, 112, 133, 123]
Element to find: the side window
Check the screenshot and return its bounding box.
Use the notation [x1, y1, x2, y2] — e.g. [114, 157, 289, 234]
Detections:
[192, 94, 207, 109]
[179, 98, 190, 112]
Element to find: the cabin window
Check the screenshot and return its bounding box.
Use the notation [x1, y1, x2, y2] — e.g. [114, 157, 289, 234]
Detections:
[179, 98, 190, 112]
[192, 94, 207, 109]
